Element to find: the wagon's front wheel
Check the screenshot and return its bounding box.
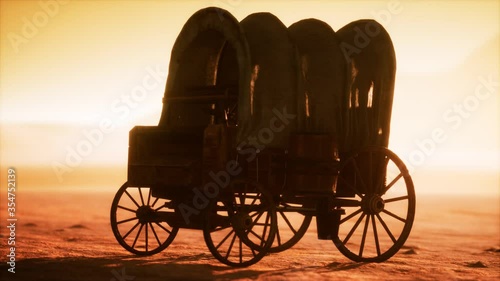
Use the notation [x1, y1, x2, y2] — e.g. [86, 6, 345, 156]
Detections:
[110, 182, 178, 255]
[203, 180, 277, 267]
[333, 146, 416, 262]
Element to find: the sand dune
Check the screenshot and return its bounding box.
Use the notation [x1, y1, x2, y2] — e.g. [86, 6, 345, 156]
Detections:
[0, 191, 498, 281]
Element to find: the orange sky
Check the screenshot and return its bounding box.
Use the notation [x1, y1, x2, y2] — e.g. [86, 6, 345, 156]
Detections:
[0, 0, 498, 193]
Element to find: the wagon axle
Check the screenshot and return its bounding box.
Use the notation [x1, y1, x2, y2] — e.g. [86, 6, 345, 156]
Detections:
[135, 206, 155, 224]
[231, 213, 253, 231]
[362, 195, 385, 215]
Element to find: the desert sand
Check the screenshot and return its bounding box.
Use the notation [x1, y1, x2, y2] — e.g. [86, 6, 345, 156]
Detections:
[0, 190, 498, 281]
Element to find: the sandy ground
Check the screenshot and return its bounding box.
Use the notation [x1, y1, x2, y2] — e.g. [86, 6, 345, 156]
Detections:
[0, 190, 498, 281]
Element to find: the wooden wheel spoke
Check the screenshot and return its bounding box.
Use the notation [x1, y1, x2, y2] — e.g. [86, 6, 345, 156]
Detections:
[138, 187, 145, 206]
[279, 210, 297, 234]
[239, 238, 243, 263]
[250, 211, 261, 218]
[340, 208, 363, 224]
[260, 212, 270, 247]
[124, 190, 141, 208]
[382, 173, 403, 194]
[376, 213, 396, 243]
[154, 204, 166, 211]
[382, 209, 406, 223]
[145, 223, 149, 252]
[343, 213, 365, 244]
[247, 211, 270, 246]
[359, 214, 370, 257]
[251, 247, 257, 257]
[247, 211, 265, 230]
[149, 222, 162, 246]
[147, 188, 152, 206]
[154, 222, 172, 234]
[225, 232, 237, 259]
[252, 221, 272, 227]
[374, 157, 390, 194]
[248, 229, 265, 245]
[117, 205, 137, 213]
[268, 204, 312, 253]
[216, 229, 235, 251]
[122, 221, 140, 239]
[151, 197, 159, 208]
[384, 195, 409, 203]
[371, 214, 381, 256]
[117, 217, 137, 225]
[132, 223, 144, 248]
[275, 226, 282, 246]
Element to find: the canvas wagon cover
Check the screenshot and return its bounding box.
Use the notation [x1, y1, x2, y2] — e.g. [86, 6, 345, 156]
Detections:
[336, 20, 396, 153]
[158, 7, 251, 133]
[288, 18, 348, 137]
[237, 13, 299, 148]
[158, 9, 396, 152]
[158, 8, 299, 149]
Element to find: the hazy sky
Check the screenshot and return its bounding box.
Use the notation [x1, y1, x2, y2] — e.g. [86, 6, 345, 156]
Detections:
[0, 0, 498, 193]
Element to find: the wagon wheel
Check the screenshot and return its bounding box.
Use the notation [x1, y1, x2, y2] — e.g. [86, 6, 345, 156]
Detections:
[110, 182, 178, 255]
[269, 200, 312, 253]
[203, 180, 277, 267]
[333, 146, 415, 262]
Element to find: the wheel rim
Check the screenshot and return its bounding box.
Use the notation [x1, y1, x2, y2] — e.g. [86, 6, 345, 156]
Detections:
[110, 182, 178, 256]
[269, 201, 312, 253]
[203, 180, 277, 267]
[334, 147, 416, 262]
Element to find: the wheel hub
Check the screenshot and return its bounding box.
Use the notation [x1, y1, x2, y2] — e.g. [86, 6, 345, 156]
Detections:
[231, 212, 253, 231]
[136, 205, 154, 224]
[362, 195, 385, 214]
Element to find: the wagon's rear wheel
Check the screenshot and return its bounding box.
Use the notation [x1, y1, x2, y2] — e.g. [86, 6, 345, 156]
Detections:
[203, 180, 277, 267]
[333, 146, 415, 262]
[269, 200, 312, 253]
[110, 182, 178, 255]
